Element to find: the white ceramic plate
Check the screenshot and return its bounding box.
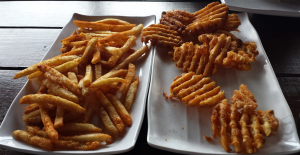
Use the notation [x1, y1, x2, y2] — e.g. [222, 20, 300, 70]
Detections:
[221, 0, 300, 17]
[147, 13, 300, 154]
[0, 13, 155, 154]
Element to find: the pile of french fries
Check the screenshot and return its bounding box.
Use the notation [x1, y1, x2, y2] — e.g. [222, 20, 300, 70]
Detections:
[13, 18, 148, 151]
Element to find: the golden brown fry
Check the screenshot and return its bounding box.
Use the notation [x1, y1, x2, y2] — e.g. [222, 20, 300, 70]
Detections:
[59, 133, 113, 144]
[61, 34, 83, 45]
[91, 45, 101, 64]
[81, 37, 98, 64]
[20, 94, 85, 114]
[14, 55, 79, 79]
[26, 115, 43, 125]
[83, 101, 96, 123]
[98, 106, 119, 136]
[106, 94, 132, 126]
[42, 79, 79, 103]
[112, 45, 148, 71]
[55, 123, 102, 133]
[219, 99, 231, 152]
[90, 77, 126, 88]
[240, 112, 254, 154]
[77, 28, 117, 34]
[257, 110, 279, 136]
[23, 109, 41, 122]
[69, 40, 88, 47]
[26, 126, 49, 138]
[12, 130, 54, 151]
[61, 46, 86, 56]
[68, 72, 78, 84]
[211, 103, 220, 139]
[24, 103, 39, 114]
[95, 18, 130, 25]
[53, 140, 100, 150]
[95, 64, 102, 80]
[229, 103, 243, 153]
[54, 107, 64, 129]
[73, 20, 136, 32]
[38, 64, 80, 95]
[119, 63, 135, 95]
[38, 102, 58, 140]
[250, 113, 264, 150]
[125, 76, 139, 111]
[95, 90, 125, 132]
[83, 64, 93, 87]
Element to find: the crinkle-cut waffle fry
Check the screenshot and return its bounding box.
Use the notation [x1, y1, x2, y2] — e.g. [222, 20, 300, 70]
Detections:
[221, 14, 241, 31]
[170, 73, 225, 107]
[230, 84, 258, 113]
[141, 24, 183, 48]
[184, 2, 229, 35]
[160, 10, 194, 32]
[210, 84, 279, 153]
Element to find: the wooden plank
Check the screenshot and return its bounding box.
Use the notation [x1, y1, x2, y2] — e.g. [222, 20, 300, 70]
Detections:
[0, 29, 61, 67]
[0, 1, 209, 27]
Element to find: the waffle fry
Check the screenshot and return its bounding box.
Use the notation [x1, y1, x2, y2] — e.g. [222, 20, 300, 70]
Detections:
[170, 72, 225, 107]
[141, 24, 183, 48]
[221, 14, 241, 31]
[160, 10, 194, 32]
[184, 2, 229, 35]
[210, 84, 279, 153]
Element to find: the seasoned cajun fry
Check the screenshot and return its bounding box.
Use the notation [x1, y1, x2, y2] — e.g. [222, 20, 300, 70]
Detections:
[53, 140, 100, 150]
[229, 103, 243, 153]
[112, 45, 148, 71]
[240, 112, 254, 154]
[90, 77, 126, 88]
[61, 46, 86, 56]
[38, 64, 80, 95]
[59, 133, 112, 144]
[13, 130, 54, 151]
[91, 45, 101, 64]
[125, 76, 139, 111]
[211, 103, 220, 139]
[95, 90, 125, 132]
[14, 55, 79, 79]
[42, 79, 79, 103]
[24, 103, 39, 114]
[98, 106, 119, 136]
[69, 40, 88, 47]
[54, 107, 65, 129]
[95, 64, 102, 80]
[26, 115, 43, 125]
[219, 99, 231, 152]
[68, 72, 78, 84]
[81, 37, 98, 64]
[106, 94, 132, 126]
[55, 123, 102, 133]
[250, 113, 264, 150]
[83, 101, 96, 123]
[38, 102, 58, 140]
[83, 64, 93, 87]
[73, 20, 136, 32]
[119, 63, 135, 95]
[120, 23, 144, 36]
[20, 94, 85, 114]
[26, 126, 49, 138]
[23, 109, 41, 122]
[77, 28, 117, 34]
[96, 18, 130, 25]
[27, 57, 81, 79]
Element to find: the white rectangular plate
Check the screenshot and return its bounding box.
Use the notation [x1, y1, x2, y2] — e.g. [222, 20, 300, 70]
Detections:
[221, 0, 300, 17]
[0, 13, 155, 154]
[147, 13, 300, 154]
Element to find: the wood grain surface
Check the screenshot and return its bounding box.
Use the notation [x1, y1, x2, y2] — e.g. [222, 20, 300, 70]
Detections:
[1, 1, 300, 154]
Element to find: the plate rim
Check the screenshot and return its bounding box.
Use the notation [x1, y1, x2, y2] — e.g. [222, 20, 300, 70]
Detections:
[0, 13, 156, 155]
[146, 12, 300, 154]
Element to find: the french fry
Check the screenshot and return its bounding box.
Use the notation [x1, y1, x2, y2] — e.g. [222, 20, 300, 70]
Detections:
[250, 113, 264, 150]
[119, 63, 135, 95]
[27, 57, 81, 79]
[53, 140, 100, 150]
[81, 37, 98, 64]
[14, 55, 79, 79]
[83, 101, 96, 123]
[112, 45, 148, 71]
[106, 94, 132, 126]
[90, 77, 126, 88]
[38, 64, 80, 95]
[211, 103, 220, 139]
[20, 94, 86, 114]
[23, 109, 40, 122]
[77, 28, 117, 34]
[229, 103, 243, 153]
[59, 133, 113, 144]
[12, 130, 54, 151]
[61, 46, 86, 56]
[24, 103, 39, 114]
[42, 79, 79, 103]
[26, 115, 43, 125]
[60, 44, 71, 53]
[95, 64, 102, 80]
[54, 107, 65, 129]
[98, 106, 119, 136]
[69, 40, 88, 47]
[61, 34, 83, 45]
[219, 99, 231, 152]
[26, 126, 49, 138]
[120, 24, 144, 36]
[55, 123, 102, 133]
[240, 112, 254, 154]
[95, 18, 131, 25]
[124, 76, 139, 111]
[38, 102, 58, 140]
[68, 72, 78, 84]
[83, 65, 93, 87]
[73, 20, 136, 32]
[91, 45, 101, 64]
[95, 90, 125, 132]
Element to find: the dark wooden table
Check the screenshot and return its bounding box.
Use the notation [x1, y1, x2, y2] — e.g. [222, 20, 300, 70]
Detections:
[1, 1, 300, 154]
